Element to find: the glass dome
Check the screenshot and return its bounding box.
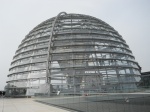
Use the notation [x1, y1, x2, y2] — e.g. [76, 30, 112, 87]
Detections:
[6, 12, 141, 96]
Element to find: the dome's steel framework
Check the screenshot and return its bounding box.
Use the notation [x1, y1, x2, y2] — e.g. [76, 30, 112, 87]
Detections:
[6, 12, 141, 96]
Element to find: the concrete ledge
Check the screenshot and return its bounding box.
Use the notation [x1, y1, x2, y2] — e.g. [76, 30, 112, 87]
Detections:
[0, 98, 70, 112]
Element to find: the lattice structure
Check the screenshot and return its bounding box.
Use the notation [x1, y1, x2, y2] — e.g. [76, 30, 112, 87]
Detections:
[6, 12, 141, 96]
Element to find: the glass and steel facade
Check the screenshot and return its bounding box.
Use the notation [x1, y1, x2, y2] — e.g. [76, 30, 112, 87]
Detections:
[6, 12, 141, 96]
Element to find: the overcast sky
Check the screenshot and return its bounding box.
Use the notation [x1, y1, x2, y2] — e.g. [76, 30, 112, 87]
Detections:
[0, 0, 149, 90]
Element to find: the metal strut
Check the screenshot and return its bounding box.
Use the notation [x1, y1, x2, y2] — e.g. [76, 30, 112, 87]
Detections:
[46, 12, 67, 84]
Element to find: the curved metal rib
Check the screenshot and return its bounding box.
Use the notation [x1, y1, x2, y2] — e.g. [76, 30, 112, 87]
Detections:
[46, 12, 67, 83]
